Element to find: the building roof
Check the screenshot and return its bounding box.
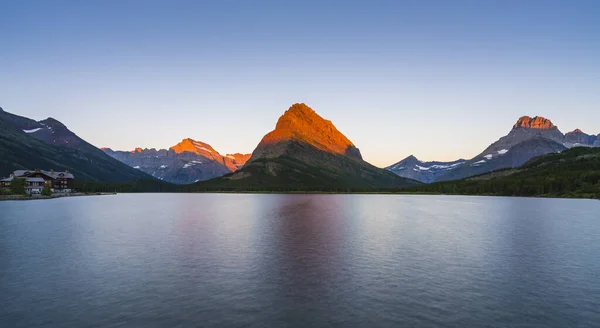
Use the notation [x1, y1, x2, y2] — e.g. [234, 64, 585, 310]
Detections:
[44, 170, 75, 179]
[1, 177, 13, 182]
[13, 170, 74, 179]
[25, 177, 45, 183]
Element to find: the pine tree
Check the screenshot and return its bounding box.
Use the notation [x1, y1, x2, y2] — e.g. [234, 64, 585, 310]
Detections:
[41, 184, 52, 196]
[10, 178, 25, 195]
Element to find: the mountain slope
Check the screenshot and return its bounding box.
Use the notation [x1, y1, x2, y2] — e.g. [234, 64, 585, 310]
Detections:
[387, 115, 591, 184]
[438, 137, 567, 182]
[385, 156, 466, 183]
[103, 139, 251, 184]
[193, 103, 418, 190]
[0, 107, 152, 182]
[435, 116, 569, 182]
[405, 147, 600, 199]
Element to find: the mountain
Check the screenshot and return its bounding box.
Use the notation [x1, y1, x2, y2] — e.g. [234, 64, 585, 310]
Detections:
[439, 137, 568, 181]
[225, 153, 252, 169]
[385, 156, 466, 183]
[564, 129, 598, 148]
[0, 107, 152, 182]
[405, 146, 600, 199]
[436, 116, 568, 182]
[102, 139, 251, 184]
[193, 103, 418, 190]
[387, 115, 579, 183]
[483, 116, 565, 151]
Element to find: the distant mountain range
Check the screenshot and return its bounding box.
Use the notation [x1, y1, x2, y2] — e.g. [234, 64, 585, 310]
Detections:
[386, 156, 466, 184]
[387, 116, 599, 183]
[0, 107, 151, 182]
[102, 140, 251, 184]
[195, 103, 418, 190]
[2, 103, 598, 191]
[406, 146, 600, 199]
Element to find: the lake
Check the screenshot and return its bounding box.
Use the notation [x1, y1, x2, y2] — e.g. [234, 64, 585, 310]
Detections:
[1, 194, 599, 327]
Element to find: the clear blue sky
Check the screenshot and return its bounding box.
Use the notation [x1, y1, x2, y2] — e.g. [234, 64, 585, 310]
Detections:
[1, 1, 598, 167]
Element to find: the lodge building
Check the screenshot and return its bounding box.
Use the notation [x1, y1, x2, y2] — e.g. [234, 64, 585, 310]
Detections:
[0, 169, 75, 194]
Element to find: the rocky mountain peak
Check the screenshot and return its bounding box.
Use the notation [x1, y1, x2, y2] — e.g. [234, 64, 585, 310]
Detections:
[39, 117, 68, 129]
[225, 153, 252, 169]
[391, 155, 420, 166]
[132, 147, 143, 153]
[513, 116, 556, 130]
[255, 103, 362, 160]
[171, 138, 217, 155]
[568, 129, 584, 134]
[275, 103, 326, 130]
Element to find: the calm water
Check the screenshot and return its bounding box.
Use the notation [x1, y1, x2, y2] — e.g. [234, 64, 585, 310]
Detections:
[1, 194, 599, 327]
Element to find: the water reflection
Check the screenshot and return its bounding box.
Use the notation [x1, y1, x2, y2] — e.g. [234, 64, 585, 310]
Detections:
[0, 194, 599, 327]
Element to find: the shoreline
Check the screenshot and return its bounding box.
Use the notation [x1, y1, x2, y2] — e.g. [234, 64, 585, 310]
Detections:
[190, 191, 600, 200]
[0, 192, 116, 201]
[2, 191, 597, 201]
[88, 191, 599, 200]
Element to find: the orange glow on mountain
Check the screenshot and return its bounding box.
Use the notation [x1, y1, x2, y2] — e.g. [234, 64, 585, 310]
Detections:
[253, 103, 362, 160]
[226, 153, 252, 168]
[513, 116, 556, 130]
[171, 138, 218, 155]
[170, 138, 250, 172]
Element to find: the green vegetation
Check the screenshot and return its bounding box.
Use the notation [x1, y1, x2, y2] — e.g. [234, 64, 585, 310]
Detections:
[41, 184, 52, 196]
[64, 147, 600, 200]
[188, 151, 419, 192]
[73, 179, 183, 193]
[401, 147, 600, 199]
[10, 178, 25, 195]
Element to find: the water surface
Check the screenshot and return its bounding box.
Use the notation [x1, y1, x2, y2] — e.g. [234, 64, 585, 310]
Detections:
[1, 194, 599, 327]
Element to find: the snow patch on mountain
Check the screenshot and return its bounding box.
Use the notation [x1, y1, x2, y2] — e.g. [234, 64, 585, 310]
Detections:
[183, 160, 203, 169]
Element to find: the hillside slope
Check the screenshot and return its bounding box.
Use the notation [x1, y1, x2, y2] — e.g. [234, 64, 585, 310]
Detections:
[405, 147, 600, 199]
[0, 107, 152, 182]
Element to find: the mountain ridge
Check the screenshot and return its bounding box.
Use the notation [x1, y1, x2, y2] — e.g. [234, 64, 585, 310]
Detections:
[388, 115, 597, 183]
[385, 156, 466, 183]
[195, 103, 417, 190]
[513, 116, 557, 130]
[404, 147, 600, 199]
[102, 138, 251, 184]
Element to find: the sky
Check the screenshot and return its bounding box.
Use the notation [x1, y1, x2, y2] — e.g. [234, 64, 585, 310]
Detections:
[1, 1, 599, 167]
